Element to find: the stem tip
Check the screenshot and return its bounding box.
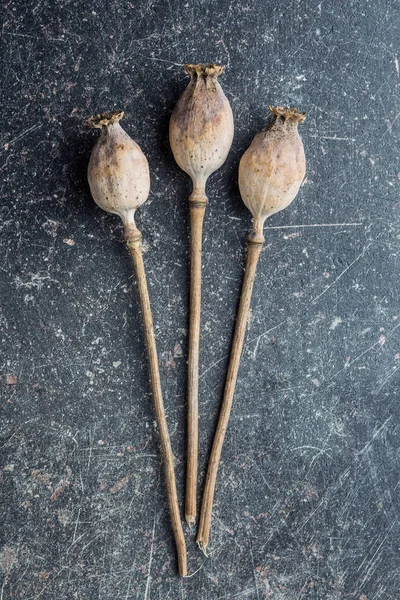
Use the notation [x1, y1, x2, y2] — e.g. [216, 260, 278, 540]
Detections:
[196, 540, 209, 557]
[186, 514, 196, 528]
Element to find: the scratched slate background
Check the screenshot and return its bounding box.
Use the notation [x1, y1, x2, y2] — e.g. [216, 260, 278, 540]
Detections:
[1, 0, 400, 598]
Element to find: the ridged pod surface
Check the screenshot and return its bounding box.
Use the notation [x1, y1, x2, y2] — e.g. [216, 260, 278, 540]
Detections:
[239, 106, 306, 242]
[169, 63, 234, 192]
[87, 111, 150, 239]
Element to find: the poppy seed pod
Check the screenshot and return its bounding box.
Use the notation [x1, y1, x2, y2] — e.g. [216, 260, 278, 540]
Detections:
[87, 111, 150, 240]
[198, 106, 307, 553]
[169, 63, 234, 526]
[239, 106, 306, 243]
[169, 63, 234, 197]
[85, 111, 187, 576]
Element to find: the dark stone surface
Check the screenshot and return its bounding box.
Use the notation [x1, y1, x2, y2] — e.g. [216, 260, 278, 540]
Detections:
[1, 0, 399, 598]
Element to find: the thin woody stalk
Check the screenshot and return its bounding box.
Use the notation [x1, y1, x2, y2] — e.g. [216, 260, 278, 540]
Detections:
[197, 238, 263, 552]
[186, 192, 206, 526]
[170, 64, 234, 525]
[126, 231, 187, 576]
[197, 106, 306, 553]
[87, 111, 187, 576]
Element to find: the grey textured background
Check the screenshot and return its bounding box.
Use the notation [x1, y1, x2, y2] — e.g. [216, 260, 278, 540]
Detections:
[1, 1, 399, 598]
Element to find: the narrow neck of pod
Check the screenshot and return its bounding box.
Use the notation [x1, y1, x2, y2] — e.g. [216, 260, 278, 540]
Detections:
[125, 227, 142, 248]
[248, 218, 265, 244]
[122, 210, 142, 247]
[189, 187, 208, 209]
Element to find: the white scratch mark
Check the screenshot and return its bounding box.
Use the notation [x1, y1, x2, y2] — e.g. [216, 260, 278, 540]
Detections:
[137, 55, 183, 67]
[252, 335, 262, 359]
[246, 321, 286, 345]
[309, 244, 371, 305]
[248, 538, 260, 600]
[144, 518, 156, 600]
[291, 445, 331, 453]
[357, 521, 396, 587]
[307, 134, 356, 142]
[199, 353, 228, 379]
[124, 561, 136, 600]
[72, 507, 81, 544]
[358, 416, 393, 456]
[265, 222, 362, 229]
[327, 338, 384, 383]
[295, 468, 351, 534]
[322, 321, 400, 385]
[1, 123, 43, 154]
[200, 320, 286, 378]
[3, 31, 37, 38]
[376, 364, 400, 394]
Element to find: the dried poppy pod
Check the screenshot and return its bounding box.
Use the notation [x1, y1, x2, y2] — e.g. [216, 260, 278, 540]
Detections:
[239, 106, 306, 243]
[87, 110, 150, 241]
[170, 63, 234, 191]
[170, 64, 234, 526]
[197, 107, 306, 553]
[87, 111, 187, 576]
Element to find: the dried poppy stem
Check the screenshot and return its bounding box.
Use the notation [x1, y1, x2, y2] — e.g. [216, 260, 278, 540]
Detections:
[197, 107, 306, 553]
[127, 233, 187, 576]
[186, 193, 206, 525]
[197, 239, 262, 553]
[87, 111, 187, 576]
[170, 64, 234, 525]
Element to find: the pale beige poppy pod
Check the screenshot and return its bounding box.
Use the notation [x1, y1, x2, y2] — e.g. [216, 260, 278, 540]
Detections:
[239, 106, 306, 243]
[87, 111, 150, 239]
[169, 63, 234, 195]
